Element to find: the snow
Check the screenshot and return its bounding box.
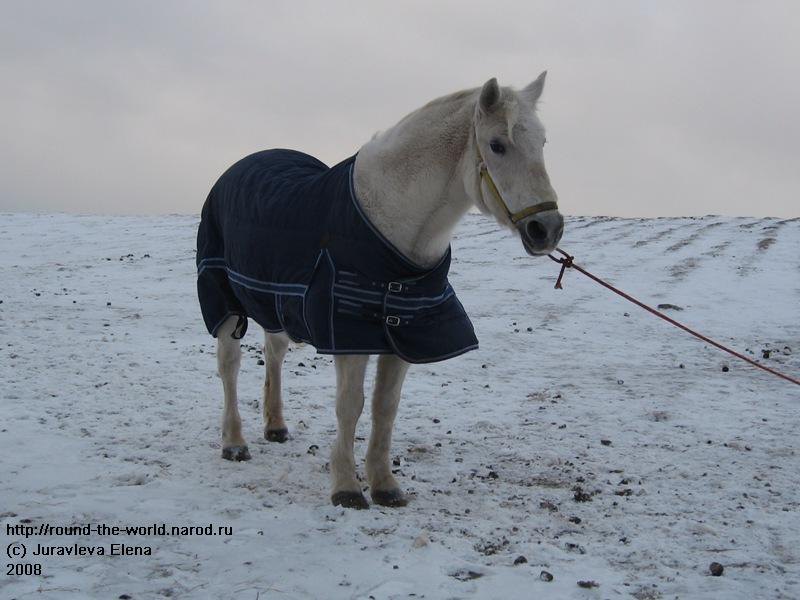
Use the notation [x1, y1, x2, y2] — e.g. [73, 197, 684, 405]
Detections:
[1, 212, 798, 599]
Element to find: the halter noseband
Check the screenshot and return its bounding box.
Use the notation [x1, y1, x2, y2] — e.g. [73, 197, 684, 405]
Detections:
[475, 137, 558, 225]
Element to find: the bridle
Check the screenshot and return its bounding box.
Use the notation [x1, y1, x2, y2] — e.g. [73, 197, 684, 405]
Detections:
[475, 133, 559, 225]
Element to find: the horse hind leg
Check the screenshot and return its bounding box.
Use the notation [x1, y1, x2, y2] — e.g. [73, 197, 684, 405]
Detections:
[263, 331, 290, 442]
[217, 315, 250, 461]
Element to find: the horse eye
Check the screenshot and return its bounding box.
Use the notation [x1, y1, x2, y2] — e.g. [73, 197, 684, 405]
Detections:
[489, 141, 505, 155]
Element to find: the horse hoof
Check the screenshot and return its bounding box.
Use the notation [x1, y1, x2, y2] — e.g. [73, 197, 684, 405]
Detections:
[265, 427, 289, 443]
[331, 491, 369, 510]
[371, 488, 408, 507]
[221, 445, 251, 461]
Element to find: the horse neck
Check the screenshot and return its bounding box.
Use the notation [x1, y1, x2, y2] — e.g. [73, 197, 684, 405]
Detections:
[352, 90, 479, 268]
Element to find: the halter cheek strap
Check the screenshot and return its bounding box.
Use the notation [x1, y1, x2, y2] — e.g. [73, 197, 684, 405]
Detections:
[475, 136, 558, 224]
[479, 165, 558, 224]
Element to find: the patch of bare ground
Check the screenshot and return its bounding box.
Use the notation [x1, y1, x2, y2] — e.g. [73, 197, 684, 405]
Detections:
[757, 237, 776, 251]
[669, 257, 700, 280]
[665, 221, 724, 253]
[738, 220, 762, 229]
[633, 225, 681, 248]
[702, 240, 732, 258]
[739, 220, 787, 275]
[571, 216, 618, 230]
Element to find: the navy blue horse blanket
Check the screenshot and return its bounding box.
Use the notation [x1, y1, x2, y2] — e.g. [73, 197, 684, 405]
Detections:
[196, 149, 478, 364]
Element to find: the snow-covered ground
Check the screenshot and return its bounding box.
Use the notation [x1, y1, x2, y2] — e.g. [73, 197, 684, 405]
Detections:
[1, 212, 798, 600]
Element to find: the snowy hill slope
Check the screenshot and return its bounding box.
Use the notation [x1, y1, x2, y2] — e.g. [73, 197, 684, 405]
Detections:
[1, 213, 798, 599]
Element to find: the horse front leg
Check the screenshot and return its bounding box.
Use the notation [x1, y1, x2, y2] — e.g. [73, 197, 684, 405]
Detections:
[217, 316, 250, 461]
[330, 354, 370, 509]
[366, 354, 410, 507]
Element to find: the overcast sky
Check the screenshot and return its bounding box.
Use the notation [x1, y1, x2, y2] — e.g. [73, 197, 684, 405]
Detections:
[1, 1, 798, 217]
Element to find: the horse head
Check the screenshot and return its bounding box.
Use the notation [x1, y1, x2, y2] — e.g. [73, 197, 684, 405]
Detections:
[472, 73, 564, 255]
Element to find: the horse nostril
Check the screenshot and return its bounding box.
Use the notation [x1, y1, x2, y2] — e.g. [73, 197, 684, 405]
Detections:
[525, 219, 548, 243]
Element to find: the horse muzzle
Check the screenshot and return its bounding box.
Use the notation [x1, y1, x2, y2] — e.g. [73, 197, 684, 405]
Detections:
[518, 210, 564, 256]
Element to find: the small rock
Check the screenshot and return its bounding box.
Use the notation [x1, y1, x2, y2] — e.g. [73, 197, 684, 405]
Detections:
[526, 326, 533, 332]
[573, 487, 593, 502]
[762, 349, 771, 359]
[679, 363, 685, 369]
[106, 301, 111, 306]
[119, 595, 132, 600]
[657, 303, 683, 311]
[577, 580, 599, 588]
[617, 379, 624, 385]
[539, 500, 558, 512]
[565, 542, 585, 554]
[568, 516, 582, 524]
[450, 569, 483, 581]
[432, 418, 440, 423]
[539, 570, 554, 582]
[600, 439, 612, 446]
[513, 555, 527, 565]
[709, 562, 724, 576]
[257, 359, 265, 366]
[721, 365, 729, 372]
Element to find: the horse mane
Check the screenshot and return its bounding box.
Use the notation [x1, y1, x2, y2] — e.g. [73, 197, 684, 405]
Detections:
[419, 87, 479, 110]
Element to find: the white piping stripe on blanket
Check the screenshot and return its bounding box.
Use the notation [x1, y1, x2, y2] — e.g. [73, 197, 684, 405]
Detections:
[198, 258, 307, 295]
[227, 274, 306, 297]
[324, 249, 336, 350]
[387, 287, 454, 304]
[225, 269, 306, 292]
[385, 296, 454, 311]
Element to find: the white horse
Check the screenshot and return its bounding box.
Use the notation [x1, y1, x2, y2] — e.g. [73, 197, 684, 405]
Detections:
[213, 74, 562, 508]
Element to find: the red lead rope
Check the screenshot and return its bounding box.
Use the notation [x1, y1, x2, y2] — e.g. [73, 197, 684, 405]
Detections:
[548, 248, 800, 387]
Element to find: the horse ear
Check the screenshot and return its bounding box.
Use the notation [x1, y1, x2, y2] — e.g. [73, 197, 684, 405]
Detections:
[523, 71, 547, 104]
[479, 78, 502, 114]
